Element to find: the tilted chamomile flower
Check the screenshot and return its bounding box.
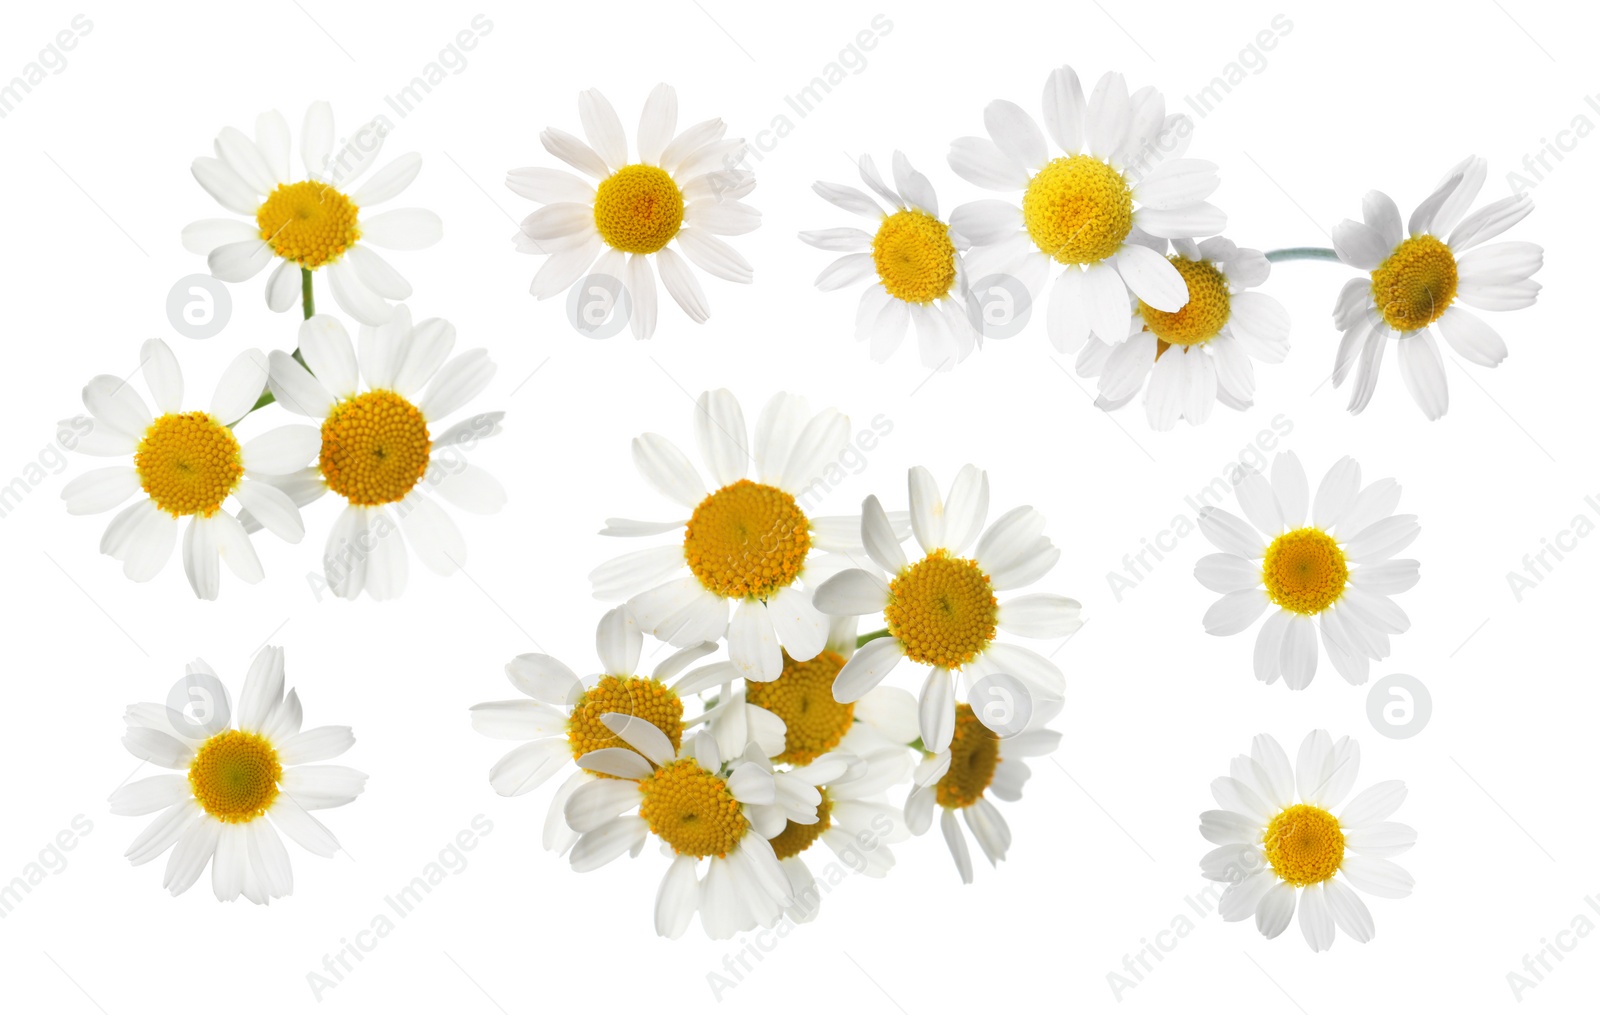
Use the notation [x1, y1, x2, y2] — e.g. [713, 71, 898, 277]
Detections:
[1079, 236, 1290, 429]
[111, 646, 364, 903]
[589, 388, 869, 682]
[1196, 452, 1419, 688]
[814, 465, 1080, 752]
[905, 706, 1060, 882]
[801, 152, 978, 367]
[564, 727, 793, 940]
[509, 84, 758, 339]
[266, 310, 505, 601]
[62, 338, 316, 598]
[184, 102, 441, 325]
[469, 605, 717, 856]
[1200, 731, 1415, 951]
[948, 65, 1225, 350]
[1331, 155, 1541, 419]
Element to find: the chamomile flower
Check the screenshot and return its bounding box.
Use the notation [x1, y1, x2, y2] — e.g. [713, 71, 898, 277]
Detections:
[1196, 453, 1419, 689]
[184, 102, 441, 326]
[1200, 731, 1415, 951]
[905, 705, 1060, 882]
[947, 65, 1224, 350]
[62, 338, 315, 599]
[770, 738, 913, 923]
[265, 310, 505, 601]
[111, 646, 364, 903]
[1331, 155, 1541, 419]
[564, 727, 793, 940]
[509, 84, 758, 339]
[589, 389, 861, 682]
[469, 605, 717, 854]
[740, 615, 920, 767]
[1079, 237, 1290, 429]
[813, 466, 1080, 752]
[801, 152, 978, 368]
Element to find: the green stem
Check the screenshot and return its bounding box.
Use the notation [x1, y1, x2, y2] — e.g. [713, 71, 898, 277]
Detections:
[855, 628, 891, 648]
[1265, 246, 1340, 263]
[247, 269, 316, 413]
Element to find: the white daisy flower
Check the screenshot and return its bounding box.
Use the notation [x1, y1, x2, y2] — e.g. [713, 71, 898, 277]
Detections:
[589, 389, 862, 682]
[1196, 452, 1420, 689]
[947, 65, 1225, 351]
[508, 84, 758, 339]
[1078, 236, 1291, 429]
[1331, 155, 1541, 419]
[62, 338, 315, 599]
[905, 706, 1060, 882]
[183, 102, 442, 326]
[469, 605, 717, 855]
[801, 152, 978, 368]
[1200, 731, 1415, 951]
[769, 736, 914, 924]
[813, 465, 1080, 752]
[563, 726, 793, 940]
[111, 646, 364, 903]
[265, 310, 505, 601]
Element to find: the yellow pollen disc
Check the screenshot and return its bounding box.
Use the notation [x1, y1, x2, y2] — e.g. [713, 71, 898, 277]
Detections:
[1140, 257, 1231, 347]
[1022, 154, 1134, 265]
[872, 209, 958, 304]
[256, 180, 361, 268]
[885, 549, 998, 669]
[683, 479, 812, 600]
[319, 390, 431, 506]
[745, 650, 855, 766]
[567, 675, 684, 776]
[935, 704, 1000, 809]
[1263, 803, 1345, 886]
[1370, 234, 1458, 331]
[188, 729, 282, 823]
[135, 412, 244, 517]
[593, 164, 684, 254]
[769, 790, 833, 860]
[1261, 527, 1348, 616]
[639, 758, 747, 858]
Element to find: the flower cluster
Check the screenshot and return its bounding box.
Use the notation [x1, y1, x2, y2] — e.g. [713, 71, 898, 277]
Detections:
[64, 103, 503, 600]
[471, 390, 1080, 937]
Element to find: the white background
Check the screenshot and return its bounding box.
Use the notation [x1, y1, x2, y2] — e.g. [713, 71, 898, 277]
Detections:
[0, 1, 1593, 1011]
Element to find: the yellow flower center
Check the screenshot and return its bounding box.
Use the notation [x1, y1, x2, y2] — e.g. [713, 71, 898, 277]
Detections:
[1263, 803, 1345, 887]
[935, 704, 1000, 809]
[593, 164, 684, 254]
[567, 675, 684, 775]
[683, 479, 812, 600]
[1369, 234, 1458, 331]
[1022, 154, 1134, 265]
[256, 180, 361, 269]
[769, 790, 833, 860]
[638, 758, 747, 858]
[135, 412, 244, 517]
[188, 729, 282, 823]
[745, 650, 855, 766]
[885, 550, 998, 670]
[1261, 527, 1348, 616]
[1140, 257, 1231, 347]
[319, 390, 431, 506]
[872, 209, 957, 303]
